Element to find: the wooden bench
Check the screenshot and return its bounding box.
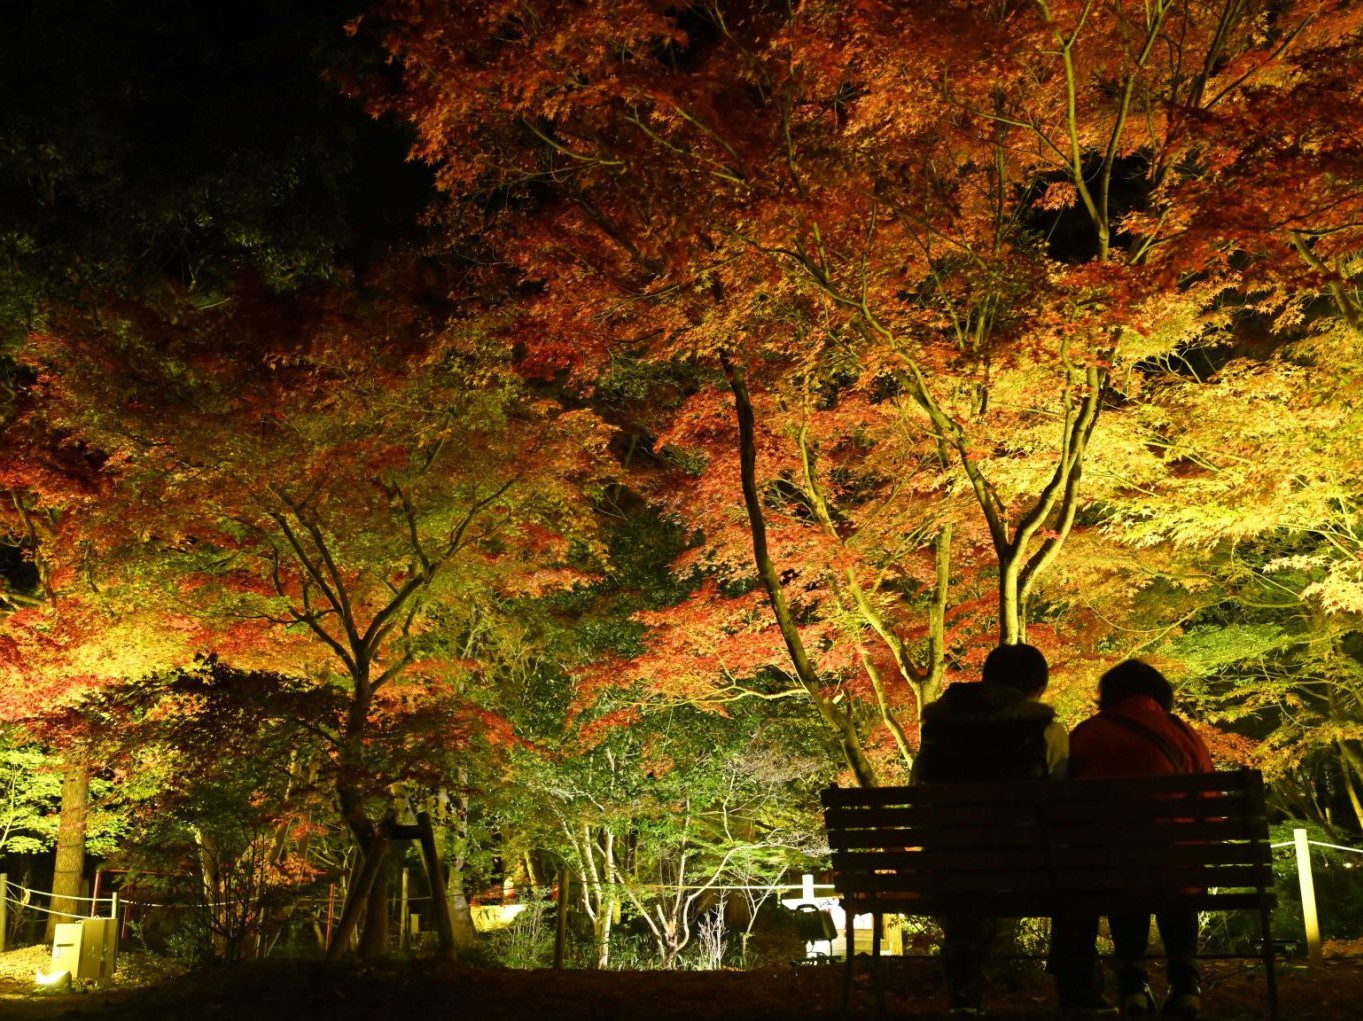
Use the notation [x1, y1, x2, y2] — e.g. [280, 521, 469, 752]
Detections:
[820, 769, 1278, 1017]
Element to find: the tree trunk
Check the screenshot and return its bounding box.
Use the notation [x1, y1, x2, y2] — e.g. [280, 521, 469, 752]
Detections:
[325, 827, 391, 961]
[564, 822, 615, 968]
[724, 358, 877, 787]
[335, 678, 390, 958]
[998, 551, 1025, 646]
[45, 745, 90, 943]
[1338, 742, 1363, 833]
[445, 865, 480, 952]
[435, 786, 479, 953]
[190, 825, 231, 960]
[357, 866, 390, 958]
[592, 899, 614, 969]
[796, 417, 932, 772]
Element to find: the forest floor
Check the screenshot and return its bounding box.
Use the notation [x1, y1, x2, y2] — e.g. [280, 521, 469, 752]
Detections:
[1, 941, 1362, 1020]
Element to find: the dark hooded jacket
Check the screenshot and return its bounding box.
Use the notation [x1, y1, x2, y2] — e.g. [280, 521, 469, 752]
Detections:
[912, 681, 1063, 784]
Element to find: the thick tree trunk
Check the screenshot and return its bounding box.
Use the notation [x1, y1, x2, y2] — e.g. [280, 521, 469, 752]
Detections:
[45, 745, 90, 942]
[325, 827, 391, 961]
[998, 553, 1025, 646]
[190, 826, 229, 960]
[592, 899, 614, 969]
[331, 795, 391, 957]
[436, 790, 479, 953]
[445, 866, 480, 952]
[334, 678, 392, 959]
[357, 867, 390, 958]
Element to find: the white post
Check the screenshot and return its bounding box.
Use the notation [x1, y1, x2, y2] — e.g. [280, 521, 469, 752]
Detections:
[400, 868, 410, 952]
[1293, 828, 1323, 966]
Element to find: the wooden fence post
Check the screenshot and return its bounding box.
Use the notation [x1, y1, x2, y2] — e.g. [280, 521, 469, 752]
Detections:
[399, 868, 410, 952]
[1294, 828, 1323, 966]
[415, 812, 457, 960]
[324, 883, 335, 951]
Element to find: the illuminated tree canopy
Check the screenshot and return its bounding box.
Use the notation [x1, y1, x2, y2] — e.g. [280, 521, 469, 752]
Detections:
[3, 0, 1363, 965]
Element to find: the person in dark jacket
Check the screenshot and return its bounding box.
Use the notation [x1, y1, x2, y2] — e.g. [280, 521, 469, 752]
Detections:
[913, 643, 1069, 1016]
[1051, 659, 1213, 1018]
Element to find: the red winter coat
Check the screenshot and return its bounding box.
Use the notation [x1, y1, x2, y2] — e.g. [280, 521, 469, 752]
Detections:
[1068, 694, 1213, 778]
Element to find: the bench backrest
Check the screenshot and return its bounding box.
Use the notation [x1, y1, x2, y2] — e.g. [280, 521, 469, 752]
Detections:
[821, 769, 1276, 918]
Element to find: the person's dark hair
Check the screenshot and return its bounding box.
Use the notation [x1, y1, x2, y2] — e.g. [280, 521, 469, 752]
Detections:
[1098, 659, 1174, 711]
[981, 643, 1049, 695]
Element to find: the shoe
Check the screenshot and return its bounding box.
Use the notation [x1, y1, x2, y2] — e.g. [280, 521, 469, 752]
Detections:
[1163, 991, 1200, 1018]
[1121, 985, 1156, 1013]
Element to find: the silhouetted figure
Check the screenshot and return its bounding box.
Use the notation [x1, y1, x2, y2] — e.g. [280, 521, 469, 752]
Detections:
[1051, 659, 1213, 1018]
[912, 643, 1068, 1017]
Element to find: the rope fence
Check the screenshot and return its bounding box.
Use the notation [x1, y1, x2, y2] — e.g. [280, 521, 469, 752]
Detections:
[1271, 838, 1363, 854]
[3, 881, 117, 915]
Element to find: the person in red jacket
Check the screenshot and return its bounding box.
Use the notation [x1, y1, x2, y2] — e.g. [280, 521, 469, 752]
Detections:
[1051, 659, 1213, 1018]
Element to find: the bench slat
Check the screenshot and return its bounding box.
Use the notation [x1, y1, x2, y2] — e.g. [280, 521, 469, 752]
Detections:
[828, 824, 1046, 851]
[834, 861, 1270, 894]
[821, 772, 1262, 808]
[1044, 799, 1252, 824]
[830, 840, 1270, 872]
[823, 803, 1043, 829]
[1042, 820, 1267, 845]
[824, 794, 1256, 830]
[828, 819, 1267, 850]
[841, 890, 1277, 918]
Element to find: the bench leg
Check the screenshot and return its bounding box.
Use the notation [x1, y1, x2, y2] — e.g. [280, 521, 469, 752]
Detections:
[841, 913, 855, 1016]
[1259, 902, 1279, 1020]
[871, 913, 885, 1018]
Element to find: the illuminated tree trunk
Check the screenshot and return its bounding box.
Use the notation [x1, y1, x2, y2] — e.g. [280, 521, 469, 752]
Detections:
[988, 364, 1103, 646]
[45, 743, 90, 942]
[565, 822, 618, 968]
[1338, 743, 1363, 834]
[439, 788, 479, 953]
[444, 866, 479, 952]
[796, 414, 947, 772]
[725, 358, 878, 788]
